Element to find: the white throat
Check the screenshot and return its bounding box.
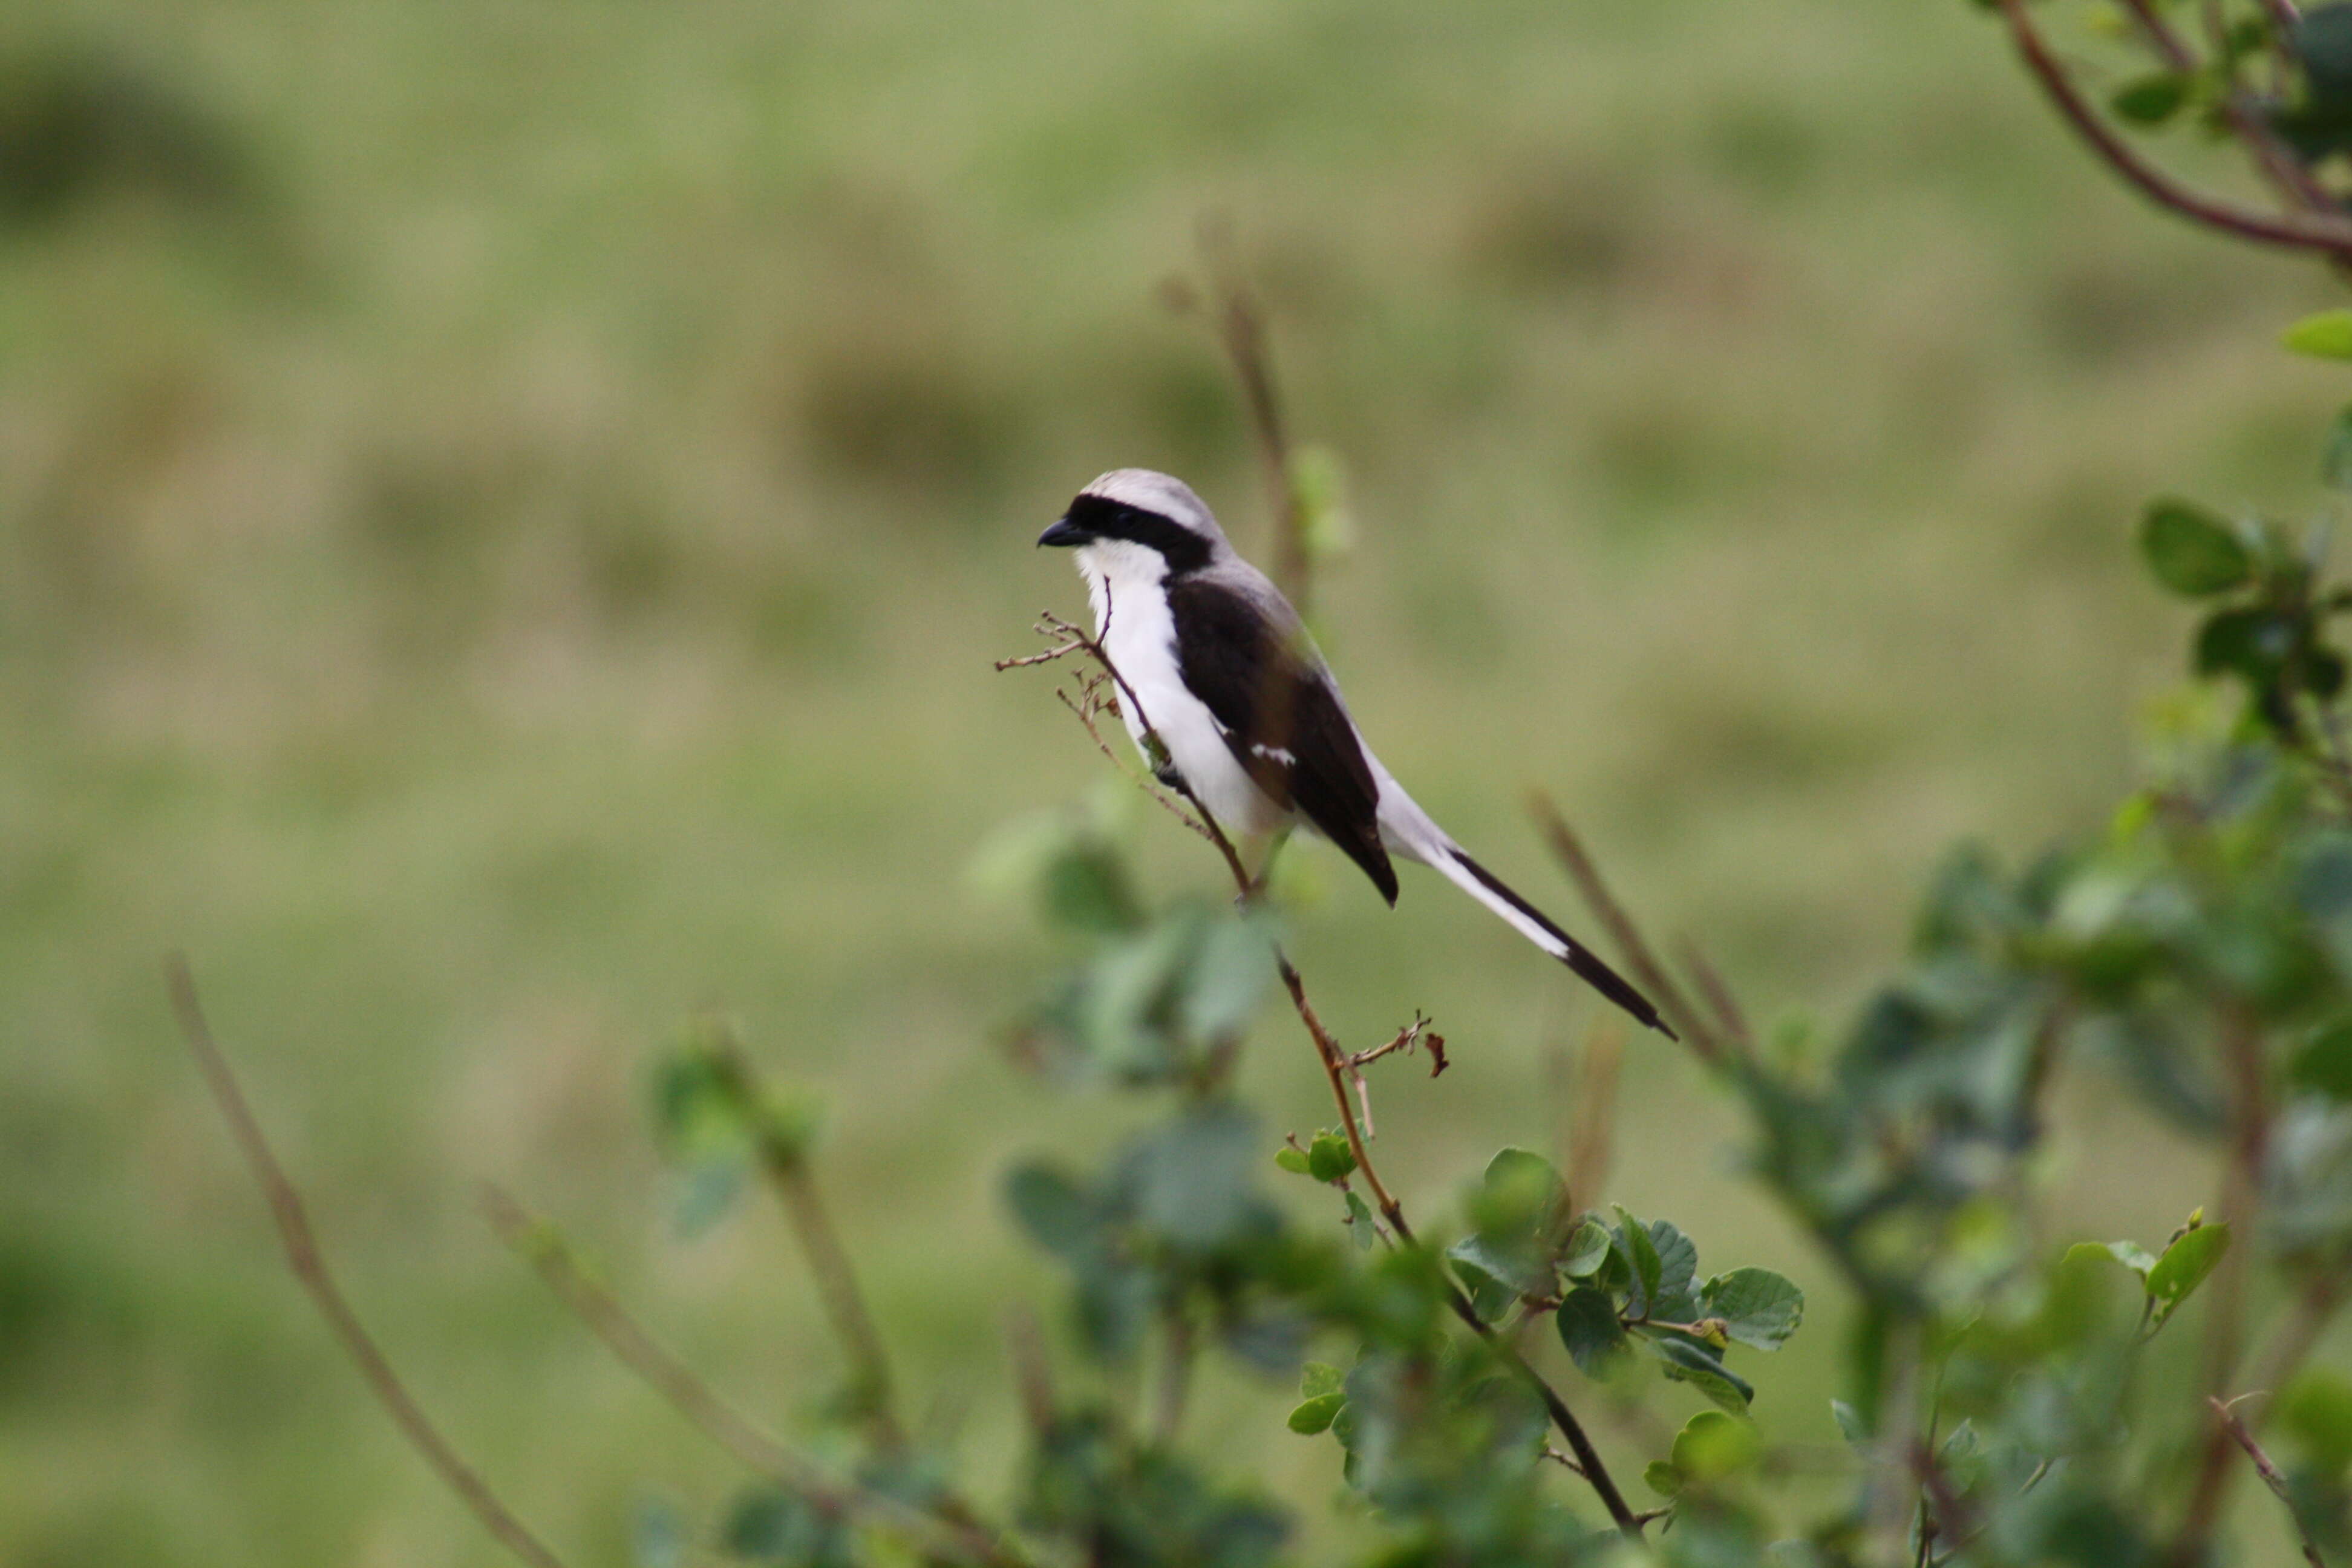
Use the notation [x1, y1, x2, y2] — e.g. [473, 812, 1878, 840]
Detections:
[1073, 539, 1171, 637]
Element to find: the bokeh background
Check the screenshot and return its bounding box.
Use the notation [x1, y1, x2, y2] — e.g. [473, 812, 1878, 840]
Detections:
[6, 0, 2350, 1562]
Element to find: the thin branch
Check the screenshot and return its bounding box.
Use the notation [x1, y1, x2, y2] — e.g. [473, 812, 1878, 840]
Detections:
[1529, 795, 1729, 1067]
[761, 1139, 908, 1454]
[1676, 939, 1754, 1060]
[1999, 0, 2352, 261]
[1197, 216, 1308, 615]
[1566, 1025, 1624, 1216]
[2173, 1002, 2273, 1567]
[2208, 1396, 2327, 1568]
[1342, 1012, 1442, 1139]
[1911, 1439, 1979, 1568]
[165, 957, 572, 1568]
[478, 1186, 1019, 1568]
[2116, 0, 2339, 213]
[1011, 622, 1644, 1538]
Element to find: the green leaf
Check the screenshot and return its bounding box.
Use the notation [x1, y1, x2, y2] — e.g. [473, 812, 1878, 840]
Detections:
[1132, 1106, 1261, 1249]
[1307, 1131, 1357, 1183]
[1671, 1410, 1765, 1480]
[1614, 1205, 1664, 1314]
[1469, 1148, 1566, 1234]
[1556, 1286, 1632, 1377]
[1449, 1233, 1552, 1318]
[1700, 1267, 1806, 1350]
[1647, 1220, 1700, 1306]
[2281, 1367, 2352, 1471]
[1561, 1218, 1612, 1279]
[1643, 1460, 1683, 1498]
[1300, 1361, 1344, 1399]
[2292, 1018, 2352, 1100]
[2288, 308, 2352, 360]
[1273, 1146, 1310, 1175]
[2142, 499, 2253, 596]
[1447, 1249, 1520, 1324]
[1646, 1334, 1755, 1412]
[1004, 1163, 1096, 1257]
[2065, 1239, 2158, 1278]
[1178, 910, 1276, 1039]
[2146, 1220, 2230, 1329]
[1829, 1399, 1870, 1449]
[1344, 1190, 1377, 1251]
[2110, 72, 2189, 124]
[1287, 1393, 1345, 1435]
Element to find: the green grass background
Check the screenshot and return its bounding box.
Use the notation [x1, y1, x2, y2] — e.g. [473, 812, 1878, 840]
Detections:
[3, 0, 2346, 1561]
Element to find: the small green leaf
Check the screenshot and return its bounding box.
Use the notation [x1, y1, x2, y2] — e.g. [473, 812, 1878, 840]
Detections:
[1700, 1267, 1805, 1350]
[1614, 1205, 1664, 1312]
[1307, 1131, 1357, 1183]
[1301, 1361, 1344, 1399]
[1829, 1399, 1870, 1449]
[1449, 1234, 1552, 1318]
[1671, 1410, 1765, 1480]
[2146, 1220, 2230, 1329]
[2288, 308, 2352, 360]
[1344, 1189, 1376, 1251]
[2110, 72, 2189, 124]
[1646, 1334, 1754, 1412]
[1005, 1164, 1095, 1257]
[2142, 499, 2253, 596]
[2195, 606, 2285, 681]
[1561, 1218, 1612, 1279]
[1273, 1146, 1311, 1175]
[1557, 1286, 1632, 1377]
[1287, 1393, 1345, 1434]
[1643, 1460, 1683, 1498]
[2066, 1239, 2158, 1278]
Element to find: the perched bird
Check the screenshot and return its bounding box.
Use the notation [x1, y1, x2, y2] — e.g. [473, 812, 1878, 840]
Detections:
[1037, 468, 1671, 1039]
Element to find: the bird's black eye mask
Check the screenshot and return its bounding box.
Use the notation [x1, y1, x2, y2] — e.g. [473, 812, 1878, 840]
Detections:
[1037, 492, 1212, 573]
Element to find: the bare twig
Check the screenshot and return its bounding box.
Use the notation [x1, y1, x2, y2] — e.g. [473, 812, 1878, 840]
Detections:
[165, 957, 572, 1568]
[1342, 1012, 1442, 1139]
[1912, 1439, 1980, 1568]
[1010, 621, 1644, 1537]
[478, 1186, 1019, 1568]
[1998, 0, 2352, 262]
[762, 1146, 907, 1454]
[2173, 1003, 2273, 1567]
[1677, 938, 1755, 1059]
[2115, 0, 2339, 214]
[1566, 1025, 1624, 1216]
[1529, 795, 1728, 1067]
[1196, 217, 1308, 614]
[2208, 1396, 2327, 1568]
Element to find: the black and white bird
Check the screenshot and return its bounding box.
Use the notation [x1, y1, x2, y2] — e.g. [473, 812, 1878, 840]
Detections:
[1037, 468, 1673, 1039]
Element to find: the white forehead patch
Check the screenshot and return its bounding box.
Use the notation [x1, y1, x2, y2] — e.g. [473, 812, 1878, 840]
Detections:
[1080, 468, 1224, 540]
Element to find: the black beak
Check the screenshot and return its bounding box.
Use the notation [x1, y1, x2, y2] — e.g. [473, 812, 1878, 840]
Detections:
[1037, 515, 1091, 548]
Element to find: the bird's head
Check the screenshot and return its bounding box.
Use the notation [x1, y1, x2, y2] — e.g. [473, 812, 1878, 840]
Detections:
[1038, 469, 1227, 581]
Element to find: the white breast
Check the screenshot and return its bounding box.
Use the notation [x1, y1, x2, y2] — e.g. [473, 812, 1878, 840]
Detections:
[1075, 543, 1289, 837]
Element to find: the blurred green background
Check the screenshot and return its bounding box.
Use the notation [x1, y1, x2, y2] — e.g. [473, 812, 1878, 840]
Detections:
[5, 0, 2348, 1562]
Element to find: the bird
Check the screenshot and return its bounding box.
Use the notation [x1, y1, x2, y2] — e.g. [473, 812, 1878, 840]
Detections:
[1036, 468, 1673, 1039]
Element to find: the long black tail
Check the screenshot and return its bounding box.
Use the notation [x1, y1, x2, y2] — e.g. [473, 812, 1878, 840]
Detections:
[1449, 851, 1677, 1040]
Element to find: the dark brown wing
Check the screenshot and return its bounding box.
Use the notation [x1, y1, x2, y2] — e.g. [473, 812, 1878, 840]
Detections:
[1166, 578, 1398, 904]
